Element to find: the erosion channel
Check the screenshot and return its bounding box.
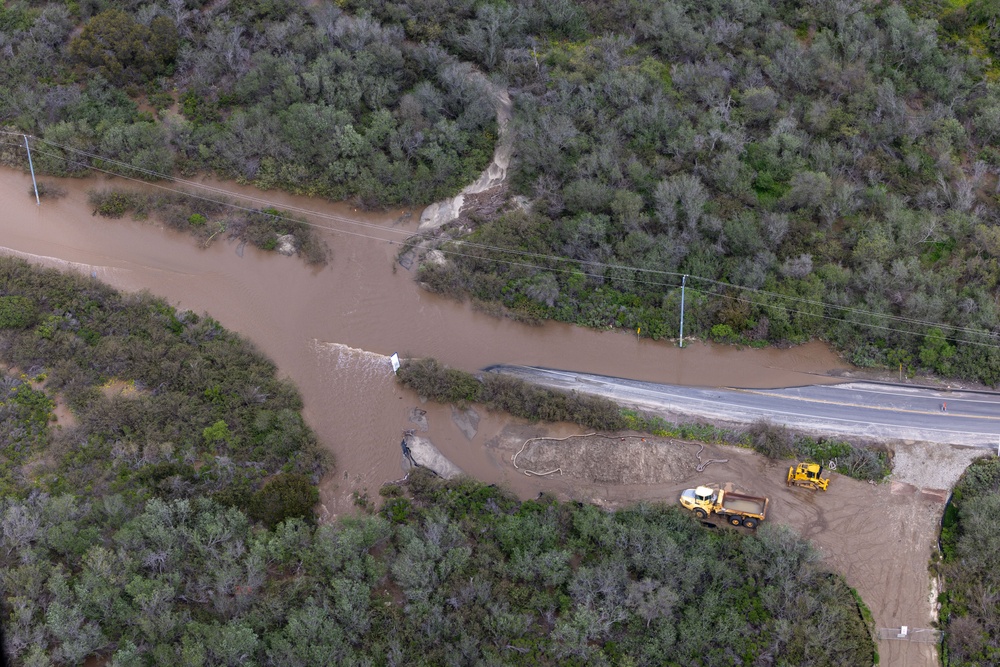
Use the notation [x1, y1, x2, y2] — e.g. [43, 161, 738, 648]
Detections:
[0, 166, 961, 666]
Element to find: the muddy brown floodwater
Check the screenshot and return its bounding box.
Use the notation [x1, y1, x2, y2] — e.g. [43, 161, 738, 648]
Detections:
[0, 166, 848, 512]
[0, 167, 950, 666]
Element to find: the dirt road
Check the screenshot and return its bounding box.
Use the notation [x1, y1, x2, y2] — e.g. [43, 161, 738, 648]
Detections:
[417, 408, 986, 667]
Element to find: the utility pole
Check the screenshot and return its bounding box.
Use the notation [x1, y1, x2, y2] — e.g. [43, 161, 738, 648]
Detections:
[24, 135, 39, 206]
[679, 275, 687, 348]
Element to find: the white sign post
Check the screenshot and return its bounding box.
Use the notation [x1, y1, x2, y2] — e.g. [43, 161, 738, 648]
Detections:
[390, 353, 400, 374]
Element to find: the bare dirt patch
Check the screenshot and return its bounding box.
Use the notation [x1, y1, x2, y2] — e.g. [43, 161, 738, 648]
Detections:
[891, 440, 986, 491]
[465, 425, 977, 667]
[512, 433, 716, 484]
[50, 396, 78, 429]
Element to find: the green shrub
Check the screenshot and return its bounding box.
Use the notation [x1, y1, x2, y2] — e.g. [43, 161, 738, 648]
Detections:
[203, 419, 234, 446]
[938, 456, 1000, 665]
[397, 357, 627, 429]
[0, 296, 37, 328]
[249, 473, 318, 528]
[89, 190, 145, 218]
[396, 358, 483, 405]
[69, 9, 177, 86]
[710, 323, 741, 344]
[32, 182, 66, 199]
[836, 446, 891, 481]
[746, 419, 797, 459]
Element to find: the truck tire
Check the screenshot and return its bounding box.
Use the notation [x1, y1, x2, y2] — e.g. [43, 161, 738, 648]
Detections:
[694, 508, 707, 520]
[728, 516, 743, 526]
[742, 517, 758, 529]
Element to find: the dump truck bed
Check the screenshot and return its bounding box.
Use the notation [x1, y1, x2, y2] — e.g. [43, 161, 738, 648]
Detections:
[720, 491, 768, 517]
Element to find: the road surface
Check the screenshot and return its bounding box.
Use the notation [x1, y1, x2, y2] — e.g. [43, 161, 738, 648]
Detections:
[487, 365, 1000, 449]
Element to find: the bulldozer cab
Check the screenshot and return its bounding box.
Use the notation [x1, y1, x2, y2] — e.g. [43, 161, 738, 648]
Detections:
[787, 462, 830, 490]
[798, 463, 823, 479]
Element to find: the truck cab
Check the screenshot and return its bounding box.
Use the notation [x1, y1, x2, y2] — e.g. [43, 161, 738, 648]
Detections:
[679, 486, 717, 515]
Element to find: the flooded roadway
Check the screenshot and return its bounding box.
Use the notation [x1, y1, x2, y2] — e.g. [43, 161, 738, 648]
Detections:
[0, 166, 849, 514]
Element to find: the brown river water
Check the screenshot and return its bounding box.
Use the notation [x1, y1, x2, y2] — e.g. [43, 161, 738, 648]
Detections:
[0, 167, 849, 515]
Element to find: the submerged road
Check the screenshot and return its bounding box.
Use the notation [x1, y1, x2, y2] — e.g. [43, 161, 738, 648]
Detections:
[487, 365, 1000, 449]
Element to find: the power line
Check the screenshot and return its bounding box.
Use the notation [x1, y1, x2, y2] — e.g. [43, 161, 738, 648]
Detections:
[687, 285, 1000, 351]
[31, 136, 414, 238]
[452, 247, 1000, 350]
[18, 136, 1000, 349]
[26, 146, 409, 248]
[686, 273, 993, 338]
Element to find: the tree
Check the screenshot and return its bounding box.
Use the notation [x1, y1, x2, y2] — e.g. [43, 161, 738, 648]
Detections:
[783, 171, 832, 211]
[919, 327, 956, 374]
[98, 122, 174, 177]
[69, 10, 177, 86]
[0, 296, 37, 329]
[249, 473, 318, 529]
[654, 174, 708, 235]
[182, 621, 259, 667]
[265, 599, 351, 667]
[45, 601, 108, 664]
[203, 420, 234, 448]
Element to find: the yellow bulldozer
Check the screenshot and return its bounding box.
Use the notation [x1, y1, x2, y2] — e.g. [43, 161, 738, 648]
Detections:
[786, 462, 830, 491]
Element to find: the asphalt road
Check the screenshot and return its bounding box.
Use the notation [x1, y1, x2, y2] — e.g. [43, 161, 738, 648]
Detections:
[486, 365, 1000, 449]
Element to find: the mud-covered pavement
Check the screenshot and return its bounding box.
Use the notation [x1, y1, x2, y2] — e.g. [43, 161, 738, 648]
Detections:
[418, 408, 986, 667]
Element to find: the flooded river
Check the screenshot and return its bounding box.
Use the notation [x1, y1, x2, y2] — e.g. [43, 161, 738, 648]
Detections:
[0, 167, 849, 514]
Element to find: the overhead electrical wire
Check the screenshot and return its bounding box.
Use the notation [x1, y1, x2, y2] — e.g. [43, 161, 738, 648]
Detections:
[7, 133, 999, 349]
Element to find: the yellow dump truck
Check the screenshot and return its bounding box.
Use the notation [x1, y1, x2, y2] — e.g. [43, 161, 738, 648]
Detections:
[679, 486, 769, 529]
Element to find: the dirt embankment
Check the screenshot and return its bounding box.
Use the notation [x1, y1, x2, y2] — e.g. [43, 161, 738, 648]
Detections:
[414, 407, 985, 667]
[418, 74, 512, 232]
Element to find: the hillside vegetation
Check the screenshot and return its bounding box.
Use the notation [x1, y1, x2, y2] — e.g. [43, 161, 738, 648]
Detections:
[0, 0, 496, 207]
[4, 0, 1000, 382]
[350, 0, 1000, 386]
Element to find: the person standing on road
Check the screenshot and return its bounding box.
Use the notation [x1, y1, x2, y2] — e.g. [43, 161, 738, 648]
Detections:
[942, 401, 947, 412]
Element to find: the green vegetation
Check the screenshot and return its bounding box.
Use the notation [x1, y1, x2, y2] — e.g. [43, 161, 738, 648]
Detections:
[339, 0, 1000, 386]
[0, 256, 326, 503]
[69, 8, 178, 86]
[0, 0, 496, 207]
[937, 455, 1000, 665]
[398, 357, 627, 429]
[397, 357, 891, 482]
[744, 419, 891, 481]
[247, 472, 319, 529]
[0, 463, 876, 665]
[87, 188, 329, 264]
[3, 0, 999, 383]
[0, 296, 37, 329]
[0, 260, 877, 665]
